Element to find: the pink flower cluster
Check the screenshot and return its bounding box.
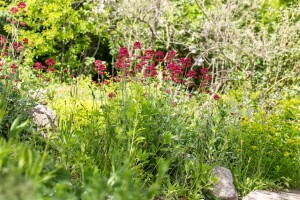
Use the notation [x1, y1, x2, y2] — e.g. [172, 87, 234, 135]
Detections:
[133, 41, 142, 49]
[0, 36, 7, 46]
[10, 2, 26, 14]
[92, 41, 220, 100]
[33, 58, 55, 73]
[94, 60, 106, 75]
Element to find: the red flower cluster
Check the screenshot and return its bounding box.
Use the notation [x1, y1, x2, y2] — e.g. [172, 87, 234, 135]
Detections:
[0, 36, 7, 46]
[144, 63, 158, 77]
[108, 92, 116, 98]
[166, 50, 176, 63]
[48, 67, 55, 73]
[20, 22, 26, 27]
[154, 51, 164, 62]
[186, 69, 197, 79]
[45, 58, 55, 66]
[33, 59, 55, 75]
[200, 67, 209, 75]
[12, 42, 21, 49]
[22, 38, 28, 45]
[108, 44, 217, 97]
[34, 62, 45, 70]
[133, 41, 142, 49]
[10, 63, 18, 69]
[114, 75, 120, 82]
[10, 63, 19, 75]
[94, 60, 106, 75]
[178, 58, 192, 68]
[9, 2, 26, 14]
[17, 2, 26, 9]
[115, 47, 131, 76]
[213, 94, 220, 100]
[118, 47, 130, 59]
[10, 7, 18, 14]
[166, 63, 184, 84]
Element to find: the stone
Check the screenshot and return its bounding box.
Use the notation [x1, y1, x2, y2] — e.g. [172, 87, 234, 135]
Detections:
[211, 166, 238, 200]
[242, 190, 300, 200]
[31, 105, 58, 131]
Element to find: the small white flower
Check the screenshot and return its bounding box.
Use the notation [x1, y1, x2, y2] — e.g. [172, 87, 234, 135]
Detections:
[195, 58, 204, 65]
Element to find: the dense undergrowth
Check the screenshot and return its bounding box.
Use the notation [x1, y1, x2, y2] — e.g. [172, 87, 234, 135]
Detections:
[0, 74, 299, 199]
[0, 1, 300, 200]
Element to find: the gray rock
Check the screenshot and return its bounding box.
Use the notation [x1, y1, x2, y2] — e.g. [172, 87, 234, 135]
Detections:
[31, 105, 58, 132]
[211, 166, 238, 200]
[243, 190, 300, 200]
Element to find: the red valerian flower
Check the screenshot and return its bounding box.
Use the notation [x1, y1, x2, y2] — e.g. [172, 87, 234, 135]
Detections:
[45, 58, 55, 66]
[10, 7, 18, 14]
[213, 94, 220, 100]
[17, 2, 26, 9]
[142, 50, 155, 61]
[94, 60, 106, 75]
[10, 63, 18, 69]
[200, 67, 209, 75]
[199, 81, 206, 88]
[144, 63, 158, 77]
[179, 58, 192, 68]
[166, 50, 176, 63]
[20, 22, 26, 27]
[71, 74, 75, 77]
[166, 89, 171, 94]
[104, 80, 110, 85]
[17, 46, 23, 52]
[48, 67, 55, 73]
[11, 69, 17, 75]
[144, 49, 155, 57]
[114, 75, 120, 82]
[136, 64, 142, 72]
[204, 75, 211, 81]
[118, 47, 129, 59]
[133, 41, 142, 49]
[155, 51, 164, 62]
[22, 38, 28, 45]
[166, 63, 183, 83]
[108, 92, 116, 98]
[34, 62, 42, 70]
[12, 42, 21, 49]
[186, 69, 197, 79]
[0, 36, 7, 45]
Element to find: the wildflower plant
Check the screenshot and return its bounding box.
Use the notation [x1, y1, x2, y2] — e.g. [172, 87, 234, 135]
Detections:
[0, 2, 47, 136]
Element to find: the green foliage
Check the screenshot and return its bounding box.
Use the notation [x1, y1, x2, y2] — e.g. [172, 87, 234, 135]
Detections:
[237, 98, 300, 185]
[0, 1, 299, 199]
[1, 0, 110, 74]
[216, 89, 300, 196]
[45, 76, 219, 199]
[0, 136, 80, 200]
